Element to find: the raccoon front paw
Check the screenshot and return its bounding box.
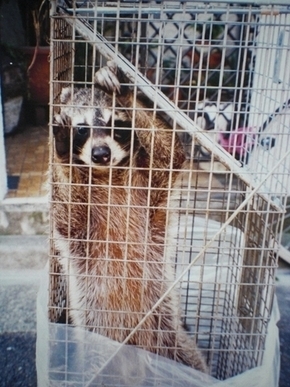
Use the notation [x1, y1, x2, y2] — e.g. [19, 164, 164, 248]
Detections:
[94, 61, 121, 94]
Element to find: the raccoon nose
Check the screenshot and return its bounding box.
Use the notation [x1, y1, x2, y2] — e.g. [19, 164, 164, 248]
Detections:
[91, 146, 111, 164]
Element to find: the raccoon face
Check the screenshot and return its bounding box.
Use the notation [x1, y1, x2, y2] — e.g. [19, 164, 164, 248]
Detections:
[72, 119, 132, 167]
[53, 87, 133, 167]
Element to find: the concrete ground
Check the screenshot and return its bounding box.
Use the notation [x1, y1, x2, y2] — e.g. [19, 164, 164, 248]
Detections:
[0, 230, 47, 387]
[0, 236, 289, 386]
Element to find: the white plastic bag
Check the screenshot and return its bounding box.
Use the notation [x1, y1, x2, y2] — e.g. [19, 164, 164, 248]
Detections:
[36, 218, 280, 387]
[36, 282, 280, 387]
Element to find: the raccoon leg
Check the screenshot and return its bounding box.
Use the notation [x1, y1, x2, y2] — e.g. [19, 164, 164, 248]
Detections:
[94, 62, 185, 176]
[95, 64, 207, 372]
[94, 61, 122, 94]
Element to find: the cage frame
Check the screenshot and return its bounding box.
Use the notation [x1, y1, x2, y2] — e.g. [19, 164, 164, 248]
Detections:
[43, 1, 290, 385]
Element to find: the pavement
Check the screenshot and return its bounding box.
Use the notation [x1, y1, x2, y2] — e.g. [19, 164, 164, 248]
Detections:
[0, 198, 48, 387]
[0, 332, 36, 387]
[0, 235, 46, 387]
[0, 222, 289, 386]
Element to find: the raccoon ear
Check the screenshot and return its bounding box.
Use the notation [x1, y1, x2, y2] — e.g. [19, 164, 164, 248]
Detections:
[53, 114, 70, 158]
[60, 87, 72, 104]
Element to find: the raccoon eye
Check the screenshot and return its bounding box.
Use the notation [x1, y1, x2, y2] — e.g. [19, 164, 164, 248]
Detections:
[113, 130, 122, 139]
[76, 126, 89, 136]
[114, 120, 131, 129]
[113, 129, 131, 144]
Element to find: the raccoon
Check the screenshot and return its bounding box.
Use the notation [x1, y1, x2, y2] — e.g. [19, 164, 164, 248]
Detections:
[52, 61, 207, 372]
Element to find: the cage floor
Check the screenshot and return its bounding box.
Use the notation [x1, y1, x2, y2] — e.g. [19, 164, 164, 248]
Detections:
[4, 125, 49, 199]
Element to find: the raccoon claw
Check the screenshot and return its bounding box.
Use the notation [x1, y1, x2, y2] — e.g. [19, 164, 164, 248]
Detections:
[106, 60, 118, 74]
[94, 62, 121, 94]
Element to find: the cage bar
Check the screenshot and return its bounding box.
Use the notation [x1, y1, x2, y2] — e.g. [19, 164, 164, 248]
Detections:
[40, 1, 290, 385]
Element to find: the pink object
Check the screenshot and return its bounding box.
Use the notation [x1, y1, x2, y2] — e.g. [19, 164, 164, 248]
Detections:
[218, 127, 256, 157]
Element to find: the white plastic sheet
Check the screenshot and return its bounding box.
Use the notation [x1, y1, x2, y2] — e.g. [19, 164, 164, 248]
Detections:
[36, 287, 280, 386]
[36, 218, 280, 387]
[36, 268, 217, 386]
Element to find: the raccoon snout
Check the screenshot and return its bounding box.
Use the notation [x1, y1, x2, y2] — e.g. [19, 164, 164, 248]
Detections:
[91, 146, 111, 164]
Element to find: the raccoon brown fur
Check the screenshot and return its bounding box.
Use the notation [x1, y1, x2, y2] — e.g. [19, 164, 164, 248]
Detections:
[52, 61, 207, 372]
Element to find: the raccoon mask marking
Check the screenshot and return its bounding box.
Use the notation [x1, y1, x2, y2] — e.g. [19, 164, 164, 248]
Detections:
[53, 86, 133, 167]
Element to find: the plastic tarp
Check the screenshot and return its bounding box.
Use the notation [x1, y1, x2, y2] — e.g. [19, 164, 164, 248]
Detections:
[36, 217, 280, 387]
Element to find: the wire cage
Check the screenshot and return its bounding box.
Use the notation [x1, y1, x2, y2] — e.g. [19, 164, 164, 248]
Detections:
[38, 0, 290, 385]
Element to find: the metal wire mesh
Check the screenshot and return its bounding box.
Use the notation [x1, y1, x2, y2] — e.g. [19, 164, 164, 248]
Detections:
[47, 0, 290, 383]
